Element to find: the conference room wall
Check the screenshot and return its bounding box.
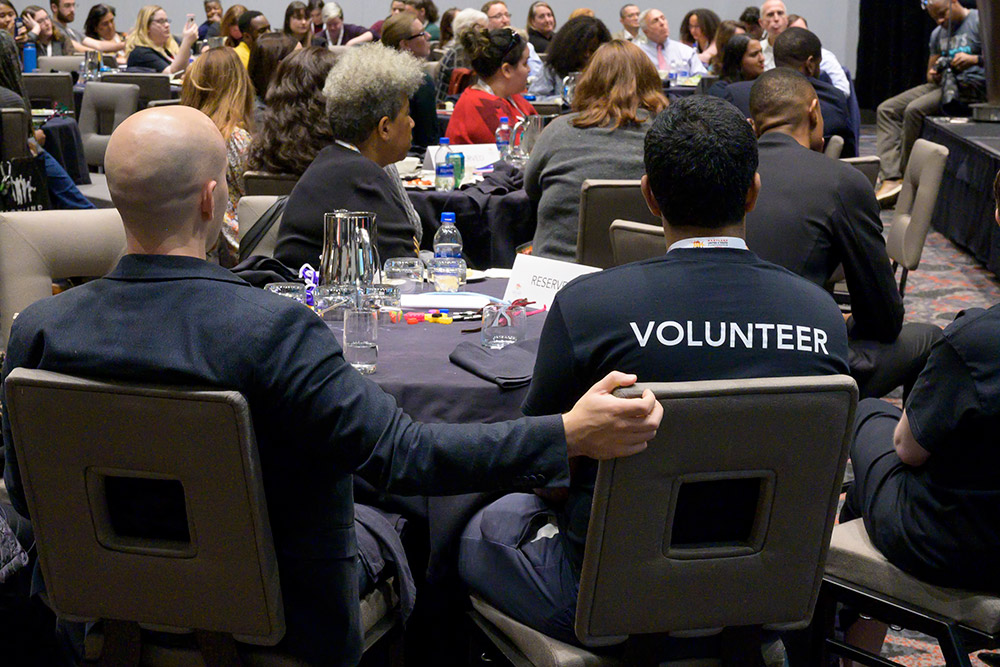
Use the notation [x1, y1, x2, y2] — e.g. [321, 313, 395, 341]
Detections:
[112, 0, 859, 75]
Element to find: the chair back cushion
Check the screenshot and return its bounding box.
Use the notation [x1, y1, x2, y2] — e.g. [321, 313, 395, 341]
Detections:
[885, 139, 949, 271]
[22, 72, 75, 114]
[78, 82, 140, 167]
[36, 55, 85, 74]
[4, 368, 285, 644]
[0, 208, 126, 349]
[576, 180, 660, 269]
[99, 73, 172, 109]
[237, 195, 284, 259]
[243, 171, 298, 197]
[841, 156, 880, 189]
[576, 375, 857, 645]
[0, 108, 30, 160]
[609, 219, 664, 266]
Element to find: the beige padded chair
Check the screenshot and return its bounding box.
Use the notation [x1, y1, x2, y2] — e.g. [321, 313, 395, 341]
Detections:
[35, 54, 84, 74]
[22, 72, 75, 113]
[99, 72, 172, 109]
[532, 102, 562, 115]
[576, 180, 661, 269]
[841, 155, 881, 189]
[238, 195, 283, 259]
[78, 81, 140, 168]
[0, 208, 126, 349]
[814, 519, 1000, 666]
[4, 367, 401, 665]
[470, 375, 858, 666]
[884, 138, 949, 296]
[608, 219, 665, 266]
[1, 107, 30, 160]
[823, 135, 844, 159]
[244, 171, 298, 196]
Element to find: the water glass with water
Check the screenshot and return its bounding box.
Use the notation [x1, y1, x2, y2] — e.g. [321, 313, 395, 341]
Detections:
[343, 308, 378, 374]
[383, 257, 424, 293]
[481, 303, 526, 349]
[428, 257, 466, 292]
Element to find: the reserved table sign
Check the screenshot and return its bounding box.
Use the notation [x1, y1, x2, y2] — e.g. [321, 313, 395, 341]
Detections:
[503, 255, 600, 309]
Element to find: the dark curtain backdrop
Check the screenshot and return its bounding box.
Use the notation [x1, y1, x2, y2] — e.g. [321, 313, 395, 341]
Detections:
[855, 0, 977, 110]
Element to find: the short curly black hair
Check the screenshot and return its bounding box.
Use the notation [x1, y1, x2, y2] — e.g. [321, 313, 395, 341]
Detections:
[644, 96, 758, 229]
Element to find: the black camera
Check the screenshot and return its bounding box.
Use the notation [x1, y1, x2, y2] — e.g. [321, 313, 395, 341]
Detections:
[935, 56, 964, 114]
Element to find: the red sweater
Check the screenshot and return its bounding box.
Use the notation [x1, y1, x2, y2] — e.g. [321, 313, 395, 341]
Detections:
[445, 87, 537, 145]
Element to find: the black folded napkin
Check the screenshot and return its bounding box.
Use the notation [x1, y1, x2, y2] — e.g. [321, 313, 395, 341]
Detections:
[449, 337, 539, 389]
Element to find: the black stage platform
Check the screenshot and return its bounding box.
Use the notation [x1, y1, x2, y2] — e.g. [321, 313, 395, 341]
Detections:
[921, 118, 1000, 278]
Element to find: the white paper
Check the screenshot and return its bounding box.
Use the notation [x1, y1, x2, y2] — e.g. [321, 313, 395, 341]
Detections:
[423, 143, 502, 171]
[502, 255, 600, 309]
[400, 292, 495, 310]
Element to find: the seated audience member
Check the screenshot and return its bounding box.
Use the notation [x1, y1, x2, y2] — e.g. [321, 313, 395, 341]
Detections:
[308, 0, 322, 32]
[744, 69, 941, 399]
[311, 1, 367, 48]
[233, 10, 270, 68]
[247, 31, 297, 121]
[368, 0, 407, 40]
[529, 40, 666, 261]
[125, 5, 197, 73]
[786, 13, 850, 98]
[84, 4, 126, 64]
[482, 1, 542, 79]
[181, 46, 255, 267]
[709, 18, 746, 72]
[20, 5, 71, 55]
[706, 34, 763, 98]
[875, 0, 985, 201]
[438, 6, 456, 44]
[1, 103, 661, 665]
[48, 0, 124, 54]
[381, 10, 439, 152]
[637, 8, 706, 76]
[434, 7, 486, 103]
[220, 3, 245, 47]
[684, 7, 720, 65]
[404, 0, 440, 40]
[275, 44, 426, 269]
[0, 0, 20, 41]
[758, 0, 786, 69]
[740, 5, 762, 40]
[247, 46, 336, 176]
[460, 95, 849, 646]
[528, 15, 610, 97]
[445, 27, 536, 145]
[840, 170, 1000, 658]
[719, 28, 855, 157]
[198, 0, 222, 39]
[678, 9, 695, 46]
[282, 0, 311, 48]
[612, 3, 641, 43]
[0, 29, 94, 209]
[525, 0, 553, 53]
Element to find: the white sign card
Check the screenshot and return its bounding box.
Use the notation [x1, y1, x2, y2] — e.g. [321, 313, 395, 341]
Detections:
[423, 143, 502, 171]
[502, 254, 600, 309]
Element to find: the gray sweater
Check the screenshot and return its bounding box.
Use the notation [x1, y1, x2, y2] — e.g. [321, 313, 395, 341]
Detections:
[526, 112, 651, 262]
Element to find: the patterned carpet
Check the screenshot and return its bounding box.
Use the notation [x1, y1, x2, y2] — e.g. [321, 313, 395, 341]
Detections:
[849, 126, 999, 666]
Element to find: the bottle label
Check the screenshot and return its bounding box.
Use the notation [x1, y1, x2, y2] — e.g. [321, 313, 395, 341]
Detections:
[435, 164, 454, 177]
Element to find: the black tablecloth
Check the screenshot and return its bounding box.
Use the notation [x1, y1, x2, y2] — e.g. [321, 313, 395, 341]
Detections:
[41, 115, 90, 185]
[921, 118, 1000, 278]
[408, 162, 536, 270]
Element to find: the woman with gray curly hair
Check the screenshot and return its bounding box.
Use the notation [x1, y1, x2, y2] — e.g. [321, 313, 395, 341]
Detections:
[275, 44, 425, 270]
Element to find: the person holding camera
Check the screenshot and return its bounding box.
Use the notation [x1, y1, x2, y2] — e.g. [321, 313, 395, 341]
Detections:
[875, 0, 985, 203]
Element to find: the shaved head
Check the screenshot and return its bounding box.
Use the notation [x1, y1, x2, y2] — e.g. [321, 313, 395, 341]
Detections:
[750, 68, 816, 131]
[106, 106, 227, 251]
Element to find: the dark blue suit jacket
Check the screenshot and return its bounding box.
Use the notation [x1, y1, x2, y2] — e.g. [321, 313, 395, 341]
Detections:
[2, 254, 570, 664]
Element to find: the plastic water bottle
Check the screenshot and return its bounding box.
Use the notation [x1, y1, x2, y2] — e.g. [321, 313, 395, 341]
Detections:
[433, 212, 463, 258]
[434, 138, 455, 192]
[667, 58, 680, 84]
[495, 116, 511, 163]
[22, 42, 36, 73]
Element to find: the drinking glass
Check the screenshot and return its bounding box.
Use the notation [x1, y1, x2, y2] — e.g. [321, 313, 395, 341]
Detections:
[383, 257, 424, 293]
[360, 284, 401, 324]
[265, 282, 306, 303]
[428, 257, 466, 292]
[481, 303, 526, 349]
[343, 308, 378, 374]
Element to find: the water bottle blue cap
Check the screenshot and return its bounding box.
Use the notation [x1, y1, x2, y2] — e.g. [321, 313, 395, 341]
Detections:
[439, 137, 450, 144]
[441, 212, 456, 223]
[499, 116, 509, 122]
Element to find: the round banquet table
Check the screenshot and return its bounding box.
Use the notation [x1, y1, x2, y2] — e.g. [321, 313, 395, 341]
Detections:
[328, 278, 549, 656]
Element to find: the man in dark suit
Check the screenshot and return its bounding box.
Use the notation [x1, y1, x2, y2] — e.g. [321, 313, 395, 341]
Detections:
[723, 27, 856, 157]
[744, 68, 941, 400]
[1, 106, 662, 666]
